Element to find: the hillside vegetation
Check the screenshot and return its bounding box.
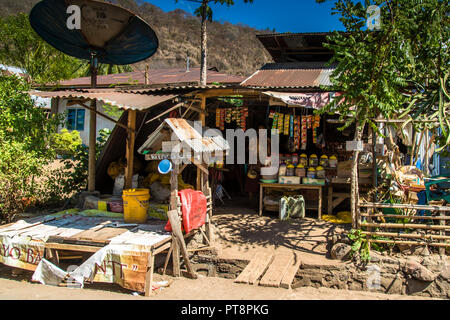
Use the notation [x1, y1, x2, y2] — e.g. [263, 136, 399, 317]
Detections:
[1, 0, 273, 77]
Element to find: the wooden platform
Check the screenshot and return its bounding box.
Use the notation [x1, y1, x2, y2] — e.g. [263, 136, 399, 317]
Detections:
[235, 252, 301, 289]
[234, 252, 273, 285]
[0, 213, 173, 294]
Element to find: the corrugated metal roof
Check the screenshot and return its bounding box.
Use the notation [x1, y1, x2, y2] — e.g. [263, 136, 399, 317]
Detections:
[122, 84, 232, 94]
[241, 62, 335, 89]
[57, 68, 245, 88]
[263, 91, 333, 109]
[138, 118, 229, 155]
[256, 33, 335, 63]
[28, 89, 178, 111]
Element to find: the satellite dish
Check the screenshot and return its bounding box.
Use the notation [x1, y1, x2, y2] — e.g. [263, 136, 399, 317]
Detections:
[29, 0, 159, 66]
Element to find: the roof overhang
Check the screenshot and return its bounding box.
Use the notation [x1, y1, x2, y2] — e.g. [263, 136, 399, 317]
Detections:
[29, 89, 179, 111]
[263, 91, 338, 109]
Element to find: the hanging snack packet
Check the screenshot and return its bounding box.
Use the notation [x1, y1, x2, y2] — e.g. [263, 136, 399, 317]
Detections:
[216, 108, 221, 128]
[284, 113, 290, 135]
[301, 115, 308, 150]
[278, 113, 285, 132]
[272, 113, 278, 130]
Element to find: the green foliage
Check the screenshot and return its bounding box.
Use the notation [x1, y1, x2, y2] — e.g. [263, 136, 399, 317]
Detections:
[0, 132, 46, 222]
[102, 103, 124, 120]
[73, 60, 133, 77]
[348, 229, 394, 263]
[50, 129, 83, 156]
[0, 75, 68, 221]
[317, 0, 449, 152]
[0, 75, 61, 158]
[0, 13, 80, 84]
[175, 0, 253, 22]
[348, 229, 372, 262]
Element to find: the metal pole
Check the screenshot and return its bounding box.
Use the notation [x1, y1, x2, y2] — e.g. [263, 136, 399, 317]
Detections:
[372, 126, 378, 202]
[88, 53, 97, 192]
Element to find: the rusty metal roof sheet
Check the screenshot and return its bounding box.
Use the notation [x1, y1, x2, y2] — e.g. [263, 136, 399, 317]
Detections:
[241, 62, 334, 89]
[138, 118, 230, 155]
[56, 68, 245, 88]
[256, 33, 335, 63]
[29, 89, 178, 111]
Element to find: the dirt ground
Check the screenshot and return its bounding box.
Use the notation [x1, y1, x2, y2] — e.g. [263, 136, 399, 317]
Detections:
[0, 201, 440, 300]
[212, 206, 348, 266]
[0, 266, 435, 300]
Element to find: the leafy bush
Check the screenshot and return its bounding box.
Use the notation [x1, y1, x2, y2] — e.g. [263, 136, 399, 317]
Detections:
[0, 75, 68, 221]
[0, 133, 46, 222]
[50, 128, 83, 156]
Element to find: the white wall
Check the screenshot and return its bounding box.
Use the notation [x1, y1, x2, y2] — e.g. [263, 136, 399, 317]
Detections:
[56, 99, 117, 147]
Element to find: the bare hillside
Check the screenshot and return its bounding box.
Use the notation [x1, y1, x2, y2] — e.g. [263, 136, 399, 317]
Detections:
[1, 0, 273, 76]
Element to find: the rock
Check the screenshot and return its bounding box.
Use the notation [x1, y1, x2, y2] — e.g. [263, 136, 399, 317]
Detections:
[381, 275, 403, 295]
[406, 278, 432, 295]
[439, 262, 450, 280]
[397, 244, 413, 254]
[331, 243, 352, 261]
[402, 259, 437, 282]
[409, 246, 431, 257]
[370, 251, 382, 263]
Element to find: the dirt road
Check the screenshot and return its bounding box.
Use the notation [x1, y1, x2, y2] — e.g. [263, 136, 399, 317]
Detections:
[0, 274, 435, 300]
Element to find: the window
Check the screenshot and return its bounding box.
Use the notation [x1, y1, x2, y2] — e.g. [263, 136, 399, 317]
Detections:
[67, 108, 85, 131]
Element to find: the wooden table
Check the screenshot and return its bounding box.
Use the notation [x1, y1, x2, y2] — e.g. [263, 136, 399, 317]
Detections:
[327, 177, 373, 214]
[259, 183, 324, 219]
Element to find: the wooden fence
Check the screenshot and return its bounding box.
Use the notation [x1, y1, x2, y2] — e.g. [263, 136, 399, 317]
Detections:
[357, 202, 450, 254]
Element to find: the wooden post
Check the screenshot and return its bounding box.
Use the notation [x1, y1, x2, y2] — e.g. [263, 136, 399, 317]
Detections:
[440, 210, 446, 256]
[170, 164, 181, 277]
[351, 122, 364, 229]
[196, 94, 207, 191]
[144, 249, 155, 297]
[167, 210, 197, 279]
[124, 110, 137, 189]
[172, 234, 181, 277]
[88, 99, 97, 192]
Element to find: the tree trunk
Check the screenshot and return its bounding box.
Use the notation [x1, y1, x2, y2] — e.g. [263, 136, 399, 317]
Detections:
[351, 121, 365, 229]
[200, 1, 208, 86]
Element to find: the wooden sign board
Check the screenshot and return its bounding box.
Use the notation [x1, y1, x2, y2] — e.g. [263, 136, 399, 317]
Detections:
[145, 153, 190, 161]
[346, 140, 364, 152]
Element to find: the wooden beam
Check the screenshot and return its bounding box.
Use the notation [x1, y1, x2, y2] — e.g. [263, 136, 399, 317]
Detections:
[361, 231, 450, 241]
[45, 243, 101, 253]
[359, 202, 450, 212]
[167, 210, 197, 279]
[145, 103, 184, 125]
[361, 222, 449, 231]
[368, 239, 450, 248]
[88, 99, 97, 192]
[78, 101, 133, 133]
[144, 251, 155, 297]
[124, 110, 137, 189]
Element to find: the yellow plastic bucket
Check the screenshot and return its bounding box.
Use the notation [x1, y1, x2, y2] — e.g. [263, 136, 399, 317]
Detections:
[122, 189, 150, 224]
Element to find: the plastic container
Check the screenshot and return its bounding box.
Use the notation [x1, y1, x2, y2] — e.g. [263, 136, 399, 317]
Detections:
[307, 167, 316, 178]
[295, 164, 306, 178]
[320, 155, 329, 168]
[299, 154, 308, 167]
[292, 154, 299, 165]
[316, 166, 326, 179]
[278, 162, 287, 177]
[122, 189, 150, 224]
[286, 164, 295, 176]
[309, 154, 319, 167]
[329, 155, 338, 168]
